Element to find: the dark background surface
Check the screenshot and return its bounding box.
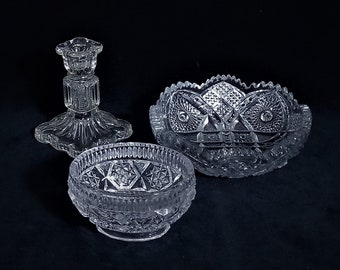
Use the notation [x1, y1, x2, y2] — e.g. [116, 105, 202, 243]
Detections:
[1, 1, 340, 269]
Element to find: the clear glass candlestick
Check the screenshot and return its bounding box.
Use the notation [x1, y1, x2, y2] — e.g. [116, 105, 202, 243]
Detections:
[35, 37, 132, 157]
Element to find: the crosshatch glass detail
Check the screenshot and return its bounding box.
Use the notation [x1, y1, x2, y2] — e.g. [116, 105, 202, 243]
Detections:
[150, 75, 312, 178]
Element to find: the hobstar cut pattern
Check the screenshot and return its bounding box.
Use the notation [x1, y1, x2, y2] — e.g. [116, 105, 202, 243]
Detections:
[68, 143, 196, 241]
[150, 74, 312, 178]
[145, 164, 171, 190]
[107, 161, 137, 189]
[34, 37, 132, 157]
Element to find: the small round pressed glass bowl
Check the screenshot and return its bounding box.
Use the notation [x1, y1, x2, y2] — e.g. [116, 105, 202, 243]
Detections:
[68, 142, 196, 241]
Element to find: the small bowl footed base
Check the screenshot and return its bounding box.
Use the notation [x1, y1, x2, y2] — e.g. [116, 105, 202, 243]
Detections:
[96, 223, 170, 242]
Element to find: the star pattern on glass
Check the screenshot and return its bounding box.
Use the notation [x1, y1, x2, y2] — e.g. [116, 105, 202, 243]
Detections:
[144, 164, 171, 190]
[106, 161, 138, 189]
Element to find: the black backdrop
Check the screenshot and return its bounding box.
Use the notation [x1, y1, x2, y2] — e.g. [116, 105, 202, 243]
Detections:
[1, 1, 339, 269]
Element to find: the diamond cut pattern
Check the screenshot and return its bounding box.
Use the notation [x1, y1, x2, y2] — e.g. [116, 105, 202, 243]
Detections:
[81, 160, 180, 192]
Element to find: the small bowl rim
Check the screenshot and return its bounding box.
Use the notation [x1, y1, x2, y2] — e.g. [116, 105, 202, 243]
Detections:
[69, 142, 196, 199]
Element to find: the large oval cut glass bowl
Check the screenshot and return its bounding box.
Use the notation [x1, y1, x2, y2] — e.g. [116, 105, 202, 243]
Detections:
[68, 142, 196, 241]
[150, 75, 312, 178]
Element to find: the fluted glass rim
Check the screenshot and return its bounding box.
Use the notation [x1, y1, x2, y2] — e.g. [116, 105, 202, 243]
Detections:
[56, 37, 103, 57]
[155, 74, 306, 105]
